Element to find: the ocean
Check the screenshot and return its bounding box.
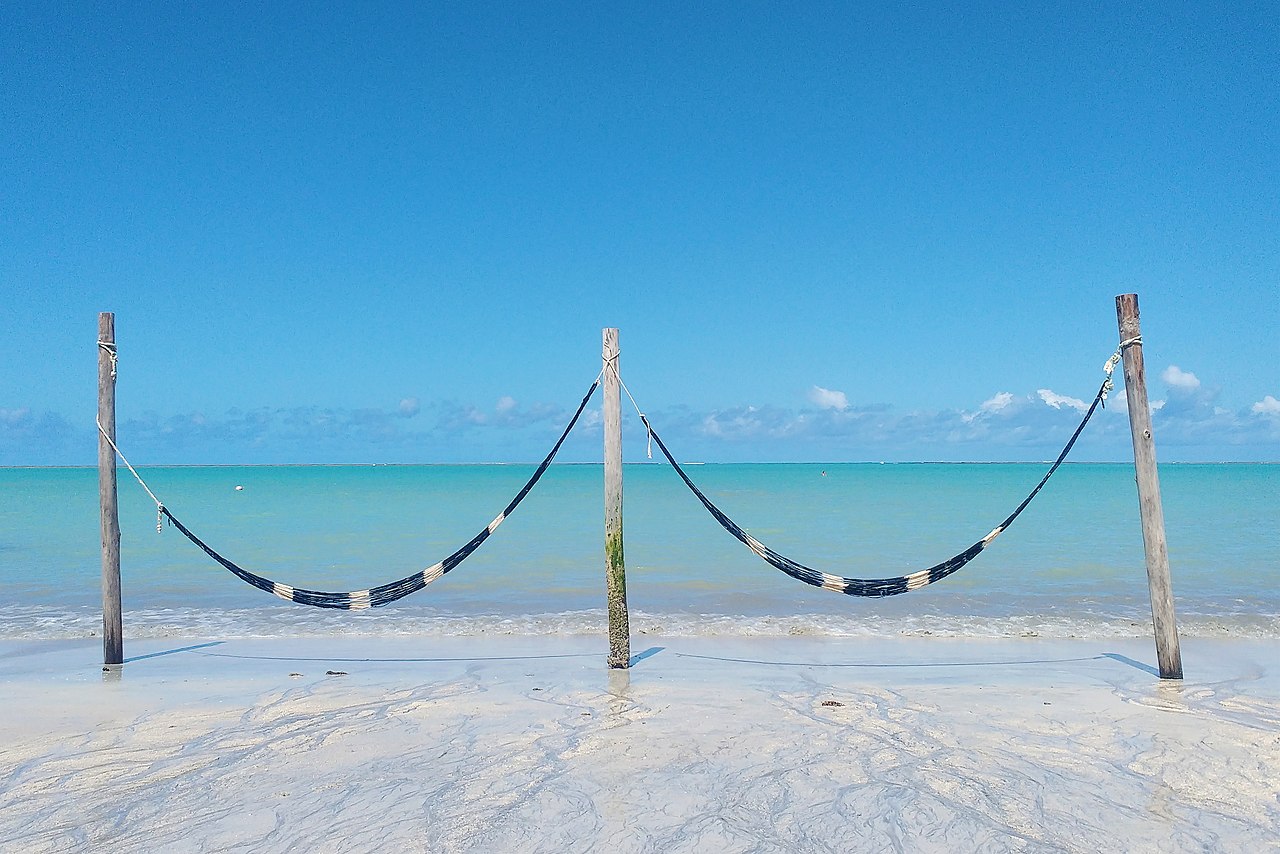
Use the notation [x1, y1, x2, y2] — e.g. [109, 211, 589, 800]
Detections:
[1, 462, 1276, 641]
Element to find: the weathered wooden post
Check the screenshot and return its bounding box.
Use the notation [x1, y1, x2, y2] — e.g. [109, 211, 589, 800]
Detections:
[1115, 294, 1182, 679]
[602, 328, 631, 668]
[98, 312, 124, 667]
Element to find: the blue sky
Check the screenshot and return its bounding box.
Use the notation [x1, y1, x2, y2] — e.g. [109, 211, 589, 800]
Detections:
[2, 2, 1277, 464]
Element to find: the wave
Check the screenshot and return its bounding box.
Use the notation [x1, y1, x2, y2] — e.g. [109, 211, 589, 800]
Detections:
[3, 605, 1277, 641]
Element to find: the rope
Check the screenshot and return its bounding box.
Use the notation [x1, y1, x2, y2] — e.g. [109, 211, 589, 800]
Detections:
[612, 367, 652, 459]
[1101, 336, 1140, 404]
[96, 418, 165, 533]
[98, 341, 117, 380]
[114, 379, 600, 609]
[635, 367, 1114, 597]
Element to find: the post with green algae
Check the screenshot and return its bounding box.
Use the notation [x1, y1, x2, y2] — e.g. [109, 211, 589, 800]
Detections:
[98, 312, 123, 667]
[602, 327, 631, 668]
[1115, 293, 1183, 679]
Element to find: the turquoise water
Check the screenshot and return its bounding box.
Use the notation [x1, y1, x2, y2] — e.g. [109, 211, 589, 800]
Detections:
[0, 463, 1276, 639]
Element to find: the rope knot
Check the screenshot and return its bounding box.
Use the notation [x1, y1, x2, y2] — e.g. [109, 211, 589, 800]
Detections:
[1101, 337, 1142, 404]
[98, 341, 118, 380]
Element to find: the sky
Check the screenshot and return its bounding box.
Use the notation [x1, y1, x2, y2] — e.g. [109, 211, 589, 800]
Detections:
[2, 1, 1277, 465]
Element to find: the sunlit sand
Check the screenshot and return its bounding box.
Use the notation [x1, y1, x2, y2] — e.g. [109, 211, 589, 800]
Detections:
[2, 635, 1277, 851]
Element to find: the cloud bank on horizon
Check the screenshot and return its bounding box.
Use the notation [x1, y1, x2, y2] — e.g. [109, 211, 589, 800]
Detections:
[4, 362, 1276, 465]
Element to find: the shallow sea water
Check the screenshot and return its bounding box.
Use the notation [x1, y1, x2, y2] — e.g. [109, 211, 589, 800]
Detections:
[1, 463, 1276, 639]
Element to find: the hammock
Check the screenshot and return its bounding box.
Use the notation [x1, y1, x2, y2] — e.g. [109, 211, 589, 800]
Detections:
[157, 380, 599, 609]
[637, 377, 1111, 597]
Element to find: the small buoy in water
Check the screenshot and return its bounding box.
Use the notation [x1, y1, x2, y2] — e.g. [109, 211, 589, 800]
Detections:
[235, 485, 244, 491]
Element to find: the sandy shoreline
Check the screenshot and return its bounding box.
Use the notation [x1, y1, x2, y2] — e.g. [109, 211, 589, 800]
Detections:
[2, 635, 1278, 852]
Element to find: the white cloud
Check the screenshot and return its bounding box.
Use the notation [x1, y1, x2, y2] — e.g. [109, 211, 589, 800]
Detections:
[1037, 389, 1088, 412]
[1162, 365, 1200, 391]
[808, 386, 849, 411]
[960, 392, 1017, 424]
[1253, 395, 1280, 415]
[980, 392, 1015, 413]
[700, 405, 805, 439]
[1, 408, 32, 427]
[11, 370, 1277, 466]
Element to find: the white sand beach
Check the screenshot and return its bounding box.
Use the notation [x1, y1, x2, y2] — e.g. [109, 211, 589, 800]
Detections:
[2, 635, 1278, 853]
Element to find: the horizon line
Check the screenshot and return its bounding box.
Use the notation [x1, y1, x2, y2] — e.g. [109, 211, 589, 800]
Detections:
[4, 460, 1277, 470]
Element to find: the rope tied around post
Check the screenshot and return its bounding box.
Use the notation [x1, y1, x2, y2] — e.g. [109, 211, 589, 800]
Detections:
[98, 340, 118, 380]
[1101, 336, 1140, 405]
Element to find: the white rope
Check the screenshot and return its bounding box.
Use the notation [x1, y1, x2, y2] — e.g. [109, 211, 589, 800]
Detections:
[605, 359, 652, 459]
[1102, 336, 1143, 402]
[96, 418, 165, 532]
[98, 341, 117, 380]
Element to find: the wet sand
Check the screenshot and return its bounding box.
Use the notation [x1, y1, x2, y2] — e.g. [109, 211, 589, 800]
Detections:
[2, 636, 1277, 852]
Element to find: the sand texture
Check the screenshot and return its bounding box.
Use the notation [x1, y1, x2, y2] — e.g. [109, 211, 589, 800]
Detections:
[2, 636, 1278, 852]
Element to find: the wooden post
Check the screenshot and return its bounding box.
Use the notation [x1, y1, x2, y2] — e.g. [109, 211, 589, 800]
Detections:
[1115, 294, 1182, 679]
[602, 328, 631, 668]
[98, 312, 123, 666]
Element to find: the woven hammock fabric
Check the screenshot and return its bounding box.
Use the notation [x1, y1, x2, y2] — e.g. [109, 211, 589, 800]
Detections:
[162, 380, 600, 609]
[640, 378, 1110, 597]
